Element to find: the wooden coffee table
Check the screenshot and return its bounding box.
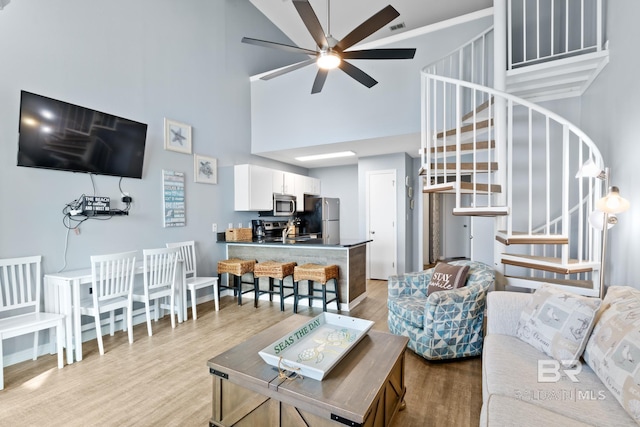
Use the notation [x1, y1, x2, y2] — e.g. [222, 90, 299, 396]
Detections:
[207, 314, 408, 427]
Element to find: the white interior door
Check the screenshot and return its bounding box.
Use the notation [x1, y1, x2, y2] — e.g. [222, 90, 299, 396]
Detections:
[441, 194, 470, 259]
[366, 170, 397, 279]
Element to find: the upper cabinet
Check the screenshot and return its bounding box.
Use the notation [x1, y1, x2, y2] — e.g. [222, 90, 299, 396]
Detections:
[272, 170, 296, 195]
[294, 174, 321, 212]
[234, 164, 274, 211]
[235, 164, 321, 212]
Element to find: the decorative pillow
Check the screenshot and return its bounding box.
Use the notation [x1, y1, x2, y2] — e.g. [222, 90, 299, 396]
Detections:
[427, 263, 470, 296]
[583, 286, 640, 425]
[515, 284, 602, 368]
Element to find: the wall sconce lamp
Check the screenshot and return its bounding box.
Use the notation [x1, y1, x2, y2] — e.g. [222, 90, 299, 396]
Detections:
[576, 159, 630, 298]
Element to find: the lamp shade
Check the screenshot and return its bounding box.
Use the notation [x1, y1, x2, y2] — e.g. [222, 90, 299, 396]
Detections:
[596, 186, 630, 214]
[575, 158, 604, 179]
[588, 211, 616, 230]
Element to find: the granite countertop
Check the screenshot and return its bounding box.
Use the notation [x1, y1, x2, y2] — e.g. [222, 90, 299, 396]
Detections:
[221, 236, 372, 248]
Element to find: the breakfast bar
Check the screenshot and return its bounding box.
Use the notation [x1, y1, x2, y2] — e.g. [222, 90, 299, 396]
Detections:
[224, 238, 371, 311]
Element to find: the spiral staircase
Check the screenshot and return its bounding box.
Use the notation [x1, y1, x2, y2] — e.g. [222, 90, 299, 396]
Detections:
[420, 0, 609, 296]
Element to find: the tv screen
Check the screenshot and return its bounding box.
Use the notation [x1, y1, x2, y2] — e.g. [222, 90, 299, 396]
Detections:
[17, 91, 147, 179]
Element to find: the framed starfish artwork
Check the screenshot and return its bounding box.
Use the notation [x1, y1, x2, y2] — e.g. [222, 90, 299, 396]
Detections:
[164, 118, 192, 154]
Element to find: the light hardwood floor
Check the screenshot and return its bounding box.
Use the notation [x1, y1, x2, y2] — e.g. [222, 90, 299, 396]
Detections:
[0, 280, 482, 426]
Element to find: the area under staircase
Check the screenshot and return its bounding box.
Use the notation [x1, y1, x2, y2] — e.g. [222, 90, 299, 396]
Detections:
[420, 0, 608, 296]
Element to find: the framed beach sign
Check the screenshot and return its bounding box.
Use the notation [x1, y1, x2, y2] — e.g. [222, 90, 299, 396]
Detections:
[162, 170, 186, 227]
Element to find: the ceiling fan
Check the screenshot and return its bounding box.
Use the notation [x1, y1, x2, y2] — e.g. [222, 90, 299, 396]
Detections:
[242, 0, 416, 94]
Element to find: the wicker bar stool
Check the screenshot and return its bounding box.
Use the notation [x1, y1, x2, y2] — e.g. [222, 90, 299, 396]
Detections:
[217, 258, 256, 306]
[293, 264, 340, 313]
[253, 261, 296, 311]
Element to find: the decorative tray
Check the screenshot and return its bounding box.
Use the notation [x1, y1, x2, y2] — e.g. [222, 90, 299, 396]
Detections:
[258, 313, 374, 381]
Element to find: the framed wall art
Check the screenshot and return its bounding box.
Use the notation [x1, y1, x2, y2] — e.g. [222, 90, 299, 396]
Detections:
[194, 154, 217, 184]
[162, 169, 186, 227]
[164, 118, 192, 154]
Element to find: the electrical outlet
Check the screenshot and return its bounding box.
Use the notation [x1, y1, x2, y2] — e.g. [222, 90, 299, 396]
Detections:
[212, 223, 218, 233]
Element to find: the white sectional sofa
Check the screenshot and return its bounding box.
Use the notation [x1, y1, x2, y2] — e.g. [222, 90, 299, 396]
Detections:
[481, 286, 640, 426]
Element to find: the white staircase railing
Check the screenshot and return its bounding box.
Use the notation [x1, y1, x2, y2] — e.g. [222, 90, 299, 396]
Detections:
[420, 72, 605, 273]
[419, 0, 607, 294]
[508, 0, 604, 69]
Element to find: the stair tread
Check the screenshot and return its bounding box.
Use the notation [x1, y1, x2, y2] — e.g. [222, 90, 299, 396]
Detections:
[423, 181, 501, 194]
[427, 140, 495, 155]
[501, 254, 596, 274]
[461, 97, 494, 123]
[496, 231, 568, 245]
[429, 162, 498, 172]
[453, 207, 509, 217]
[506, 275, 593, 290]
[435, 119, 493, 139]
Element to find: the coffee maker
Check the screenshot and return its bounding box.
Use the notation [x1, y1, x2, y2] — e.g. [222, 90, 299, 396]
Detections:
[251, 219, 265, 239]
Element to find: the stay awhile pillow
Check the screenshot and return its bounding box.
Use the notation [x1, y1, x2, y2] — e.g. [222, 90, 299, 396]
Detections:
[427, 263, 470, 296]
[515, 284, 602, 368]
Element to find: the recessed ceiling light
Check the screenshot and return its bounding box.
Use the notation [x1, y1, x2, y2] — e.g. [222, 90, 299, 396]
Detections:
[295, 151, 356, 162]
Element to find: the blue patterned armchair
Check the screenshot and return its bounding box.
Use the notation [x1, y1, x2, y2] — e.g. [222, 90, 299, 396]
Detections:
[387, 260, 495, 360]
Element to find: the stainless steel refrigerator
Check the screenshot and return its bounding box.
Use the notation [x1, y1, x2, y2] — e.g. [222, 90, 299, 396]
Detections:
[303, 196, 340, 244]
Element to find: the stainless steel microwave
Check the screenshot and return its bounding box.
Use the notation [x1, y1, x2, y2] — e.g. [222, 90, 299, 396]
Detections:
[272, 194, 296, 216]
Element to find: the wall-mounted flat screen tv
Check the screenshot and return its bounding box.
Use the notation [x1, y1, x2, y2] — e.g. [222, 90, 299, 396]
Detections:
[17, 91, 147, 179]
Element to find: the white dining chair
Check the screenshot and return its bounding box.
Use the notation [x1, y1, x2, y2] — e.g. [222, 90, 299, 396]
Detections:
[79, 251, 137, 356]
[133, 247, 181, 336]
[0, 255, 65, 390]
[166, 241, 219, 320]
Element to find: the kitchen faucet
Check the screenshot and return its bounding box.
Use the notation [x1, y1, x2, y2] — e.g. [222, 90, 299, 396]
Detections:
[282, 220, 294, 240]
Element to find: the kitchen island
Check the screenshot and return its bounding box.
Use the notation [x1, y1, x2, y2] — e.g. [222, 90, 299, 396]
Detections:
[223, 238, 371, 311]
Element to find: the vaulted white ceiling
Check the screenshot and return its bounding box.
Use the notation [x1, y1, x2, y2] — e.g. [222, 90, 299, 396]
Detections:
[247, 0, 494, 168]
[249, 0, 493, 50]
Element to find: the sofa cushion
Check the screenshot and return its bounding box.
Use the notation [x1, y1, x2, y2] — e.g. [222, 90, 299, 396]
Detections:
[481, 394, 593, 427]
[583, 286, 640, 425]
[515, 284, 601, 368]
[483, 334, 636, 426]
[427, 262, 469, 295]
[387, 296, 425, 328]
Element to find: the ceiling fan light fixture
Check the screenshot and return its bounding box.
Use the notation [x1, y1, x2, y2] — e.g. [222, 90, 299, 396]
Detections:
[317, 51, 341, 70]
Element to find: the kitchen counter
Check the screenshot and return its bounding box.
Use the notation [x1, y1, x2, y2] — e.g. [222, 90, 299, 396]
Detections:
[223, 236, 371, 248]
[222, 238, 371, 311]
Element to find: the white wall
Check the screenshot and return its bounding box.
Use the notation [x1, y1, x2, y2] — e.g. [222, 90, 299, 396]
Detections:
[580, 0, 640, 289]
[309, 165, 359, 238]
[0, 0, 305, 363]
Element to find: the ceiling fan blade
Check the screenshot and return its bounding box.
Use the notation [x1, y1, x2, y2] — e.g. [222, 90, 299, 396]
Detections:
[292, 0, 329, 49]
[242, 37, 317, 56]
[259, 59, 317, 81]
[336, 5, 400, 52]
[311, 69, 329, 94]
[338, 61, 378, 89]
[342, 48, 416, 60]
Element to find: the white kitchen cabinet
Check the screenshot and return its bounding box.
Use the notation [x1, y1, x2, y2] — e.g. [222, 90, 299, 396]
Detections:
[273, 170, 295, 195]
[234, 164, 273, 211]
[235, 164, 320, 212]
[294, 175, 321, 212]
